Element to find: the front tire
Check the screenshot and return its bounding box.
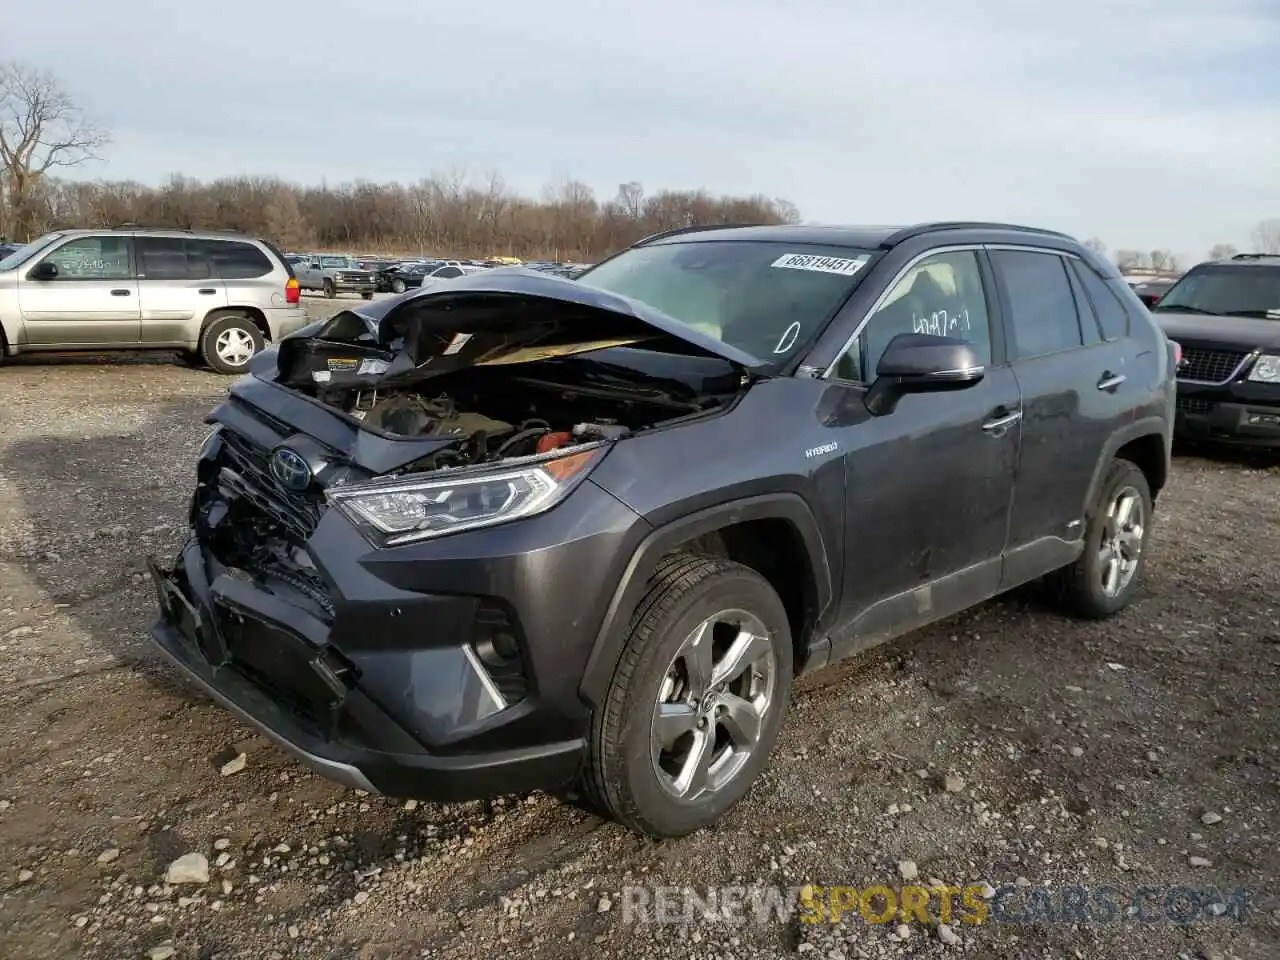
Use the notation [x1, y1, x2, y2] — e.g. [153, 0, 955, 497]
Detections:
[200, 314, 264, 375]
[1051, 458, 1153, 618]
[581, 554, 793, 838]
[323, 278, 336, 298]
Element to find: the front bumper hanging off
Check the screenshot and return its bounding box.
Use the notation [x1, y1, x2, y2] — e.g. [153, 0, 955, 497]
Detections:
[146, 534, 586, 801]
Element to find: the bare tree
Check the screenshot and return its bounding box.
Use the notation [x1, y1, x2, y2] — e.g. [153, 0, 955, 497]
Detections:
[1208, 243, 1238, 261]
[614, 181, 644, 220]
[1114, 249, 1146, 271]
[1149, 249, 1175, 272]
[1083, 237, 1107, 256]
[0, 61, 108, 240]
[1252, 218, 1280, 254]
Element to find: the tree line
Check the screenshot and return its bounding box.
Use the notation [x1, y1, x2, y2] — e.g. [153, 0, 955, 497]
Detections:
[1, 60, 1276, 264]
[3, 172, 800, 261]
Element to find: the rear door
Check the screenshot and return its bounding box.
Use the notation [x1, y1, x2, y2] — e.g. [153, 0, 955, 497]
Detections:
[137, 237, 227, 344]
[17, 234, 140, 344]
[988, 246, 1135, 583]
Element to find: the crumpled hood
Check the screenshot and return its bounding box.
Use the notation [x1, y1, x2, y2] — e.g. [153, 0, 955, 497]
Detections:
[274, 268, 766, 388]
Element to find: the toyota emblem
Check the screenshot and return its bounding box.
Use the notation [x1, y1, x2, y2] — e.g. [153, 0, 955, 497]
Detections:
[270, 446, 312, 492]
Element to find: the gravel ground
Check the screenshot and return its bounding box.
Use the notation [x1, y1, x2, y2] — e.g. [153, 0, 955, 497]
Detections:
[1, 294, 1279, 959]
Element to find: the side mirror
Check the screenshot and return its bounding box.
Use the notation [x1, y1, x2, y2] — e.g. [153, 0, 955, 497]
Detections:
[864, 333, 985, 416]
[29, 261, 58, 281]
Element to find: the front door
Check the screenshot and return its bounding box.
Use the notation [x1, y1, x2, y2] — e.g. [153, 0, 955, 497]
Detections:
[136, 237, 227, 344]
[18, 235, 140, 344]
[826, 249, 1021, 659]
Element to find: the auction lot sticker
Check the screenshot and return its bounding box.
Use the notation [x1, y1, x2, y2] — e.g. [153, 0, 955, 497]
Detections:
[771, 252, 870, 276]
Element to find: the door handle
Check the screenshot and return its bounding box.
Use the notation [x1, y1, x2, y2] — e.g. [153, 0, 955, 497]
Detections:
[110, 289, 131, 296]
[198, 288, 216, 295]
[981, 409, 1022, 434]
[1097, 372, 1126, 392]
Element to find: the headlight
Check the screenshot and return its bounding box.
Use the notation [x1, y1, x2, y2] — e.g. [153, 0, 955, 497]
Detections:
[327, 446, 604, 545]
[1247, 354, 1280, 383]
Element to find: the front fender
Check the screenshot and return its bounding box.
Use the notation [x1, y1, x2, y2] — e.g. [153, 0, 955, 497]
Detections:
[577, 492, 833, 708]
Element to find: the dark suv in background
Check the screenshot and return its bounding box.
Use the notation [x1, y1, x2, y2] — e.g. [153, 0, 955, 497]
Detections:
[149, 222, 1175, 838]
[1149, 252, 1280, 447]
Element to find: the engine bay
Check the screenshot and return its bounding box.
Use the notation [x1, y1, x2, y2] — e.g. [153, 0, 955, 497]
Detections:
[316, 364, 725, 473]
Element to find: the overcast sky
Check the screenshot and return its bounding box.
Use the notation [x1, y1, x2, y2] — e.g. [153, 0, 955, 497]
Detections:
[5, 0, 1278, 260]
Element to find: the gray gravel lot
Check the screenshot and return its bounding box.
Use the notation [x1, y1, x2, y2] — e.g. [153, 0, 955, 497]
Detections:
[1, 293, 1278, 959]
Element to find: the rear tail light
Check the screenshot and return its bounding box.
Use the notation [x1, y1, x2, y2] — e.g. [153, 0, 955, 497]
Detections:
[285, 276, 300, 305]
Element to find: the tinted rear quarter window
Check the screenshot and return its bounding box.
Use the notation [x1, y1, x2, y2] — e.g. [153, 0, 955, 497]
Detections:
[1072, 262, 1130, 341]
[202, 239, 274, 279]
[991, 250, 1084, 359]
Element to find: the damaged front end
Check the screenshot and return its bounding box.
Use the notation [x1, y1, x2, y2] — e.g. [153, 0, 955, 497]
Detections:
[147, 271, 761, 800]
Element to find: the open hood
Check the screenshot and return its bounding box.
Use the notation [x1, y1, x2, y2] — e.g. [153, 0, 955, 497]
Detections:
[274, 268, 767, 389]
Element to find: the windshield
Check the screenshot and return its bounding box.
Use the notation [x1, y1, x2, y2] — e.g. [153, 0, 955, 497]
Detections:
[577, 240, 876, 361]
[320, 256, 356, 268]
[0, 233, 65, 272]
[1154, 264, 1280, 319]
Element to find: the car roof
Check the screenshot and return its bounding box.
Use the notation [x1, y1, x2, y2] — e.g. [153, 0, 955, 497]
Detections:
[1203, 253, 1280, 268]
[48, 226, 264, 243]
[637, 220, 1077, 250]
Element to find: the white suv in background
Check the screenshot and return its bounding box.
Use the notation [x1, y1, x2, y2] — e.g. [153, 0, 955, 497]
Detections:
[0, 228, 309, 374]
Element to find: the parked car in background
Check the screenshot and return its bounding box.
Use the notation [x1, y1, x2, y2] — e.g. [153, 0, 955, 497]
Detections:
[294, 254, 376, 299]
[1130, 277, 1178, 308]
[1149, 252, 1280, 447]
[148, 220, 1174, 838]
[379, 260, 480, 294]
[0, 227, 307, 373]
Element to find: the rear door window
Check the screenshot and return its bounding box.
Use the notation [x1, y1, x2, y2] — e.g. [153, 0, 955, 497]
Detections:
[990, 250, 1085, 359]
[137, 237, 193, 280]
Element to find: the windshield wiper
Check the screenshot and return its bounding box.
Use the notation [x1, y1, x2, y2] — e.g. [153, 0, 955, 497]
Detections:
[1153, 304, 1220, 315]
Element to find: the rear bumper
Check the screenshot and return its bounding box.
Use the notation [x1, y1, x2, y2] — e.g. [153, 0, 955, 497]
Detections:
[1175, 382, 1280, 446]
[263, 306, 310, 341]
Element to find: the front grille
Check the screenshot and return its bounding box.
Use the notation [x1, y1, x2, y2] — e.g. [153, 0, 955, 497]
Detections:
[218, 430, 322, 543]
[1179, 347, 1250, 383]
[1176, 396, 1215, 415]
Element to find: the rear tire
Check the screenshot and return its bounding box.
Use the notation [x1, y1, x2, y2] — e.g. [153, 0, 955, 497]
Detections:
[577, 554, 793, 838]
[391, 278, 406, 294]
[323, 278, 336, 298]
[1051, 458, 1153, 619]
[200, 313, 264, 375]
[361, 291, 374, 300]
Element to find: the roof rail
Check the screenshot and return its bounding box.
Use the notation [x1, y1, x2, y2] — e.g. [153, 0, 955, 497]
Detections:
[880, 221, 1076, 247]
[1230, 252, 1280, 260]
[631, 222, 766, 247]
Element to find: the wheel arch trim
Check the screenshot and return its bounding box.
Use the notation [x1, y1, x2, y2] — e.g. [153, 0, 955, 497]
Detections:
[578, 492, 833, 707]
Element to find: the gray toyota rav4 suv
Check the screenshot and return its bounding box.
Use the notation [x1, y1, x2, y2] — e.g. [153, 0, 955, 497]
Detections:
[149, 222, 1177, 837]
[0, 227, 309, 373]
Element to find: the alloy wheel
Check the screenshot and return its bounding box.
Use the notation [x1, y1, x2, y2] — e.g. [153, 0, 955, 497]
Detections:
[650, 609, 777, 801]
[1099, 485, 1144, 597]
